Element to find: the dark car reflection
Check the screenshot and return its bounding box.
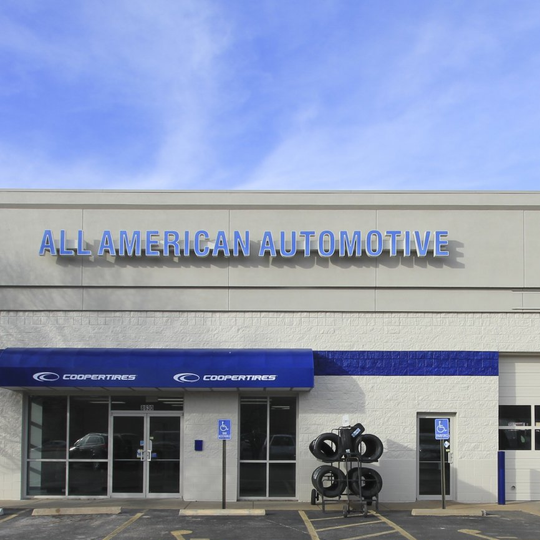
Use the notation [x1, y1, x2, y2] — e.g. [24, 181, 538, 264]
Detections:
[152, 431, 180, 459]
[241, 433, 295, 460]
[113, 433, 140, 459]
[69, 433, 108, 459]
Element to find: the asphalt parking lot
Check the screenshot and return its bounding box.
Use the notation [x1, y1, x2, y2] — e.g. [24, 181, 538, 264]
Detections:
[2, 507, 540, 540]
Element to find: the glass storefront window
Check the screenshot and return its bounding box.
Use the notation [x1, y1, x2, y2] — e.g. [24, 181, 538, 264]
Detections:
[69, 462, 108, 495]
[240, 398, 267, 460]
[69, 397, 109, 460]
[26, 394, 184, 497]
[27, 461, 66, 496]
[239, 463, 266, 497]
[269, 397, 296, 461]
[28, 396, 68, 460]
[269, 463, 296, 497]
[111, 396, 184, 411]
[239, 396, 296, 498]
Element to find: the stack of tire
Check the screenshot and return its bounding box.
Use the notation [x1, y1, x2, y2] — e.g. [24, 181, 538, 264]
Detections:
[310, 422, 383, 500]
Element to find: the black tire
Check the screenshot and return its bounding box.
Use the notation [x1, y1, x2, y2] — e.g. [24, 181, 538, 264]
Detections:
[311, 465, 346, 498]
[346, 466, 361, 496]
[347, 467, 383, 498]
[354, 434, 384, 463]
[310, 433, 342, 462]
[310, 488, 318, 505]
[309, 438, 333, 458]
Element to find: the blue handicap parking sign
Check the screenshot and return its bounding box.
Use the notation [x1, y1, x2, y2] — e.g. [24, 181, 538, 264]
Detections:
[435, 418, 450, 440]
[218, 419, 231, 440]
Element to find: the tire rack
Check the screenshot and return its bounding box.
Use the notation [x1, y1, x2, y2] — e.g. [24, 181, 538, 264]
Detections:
[311, 431, 380, 518]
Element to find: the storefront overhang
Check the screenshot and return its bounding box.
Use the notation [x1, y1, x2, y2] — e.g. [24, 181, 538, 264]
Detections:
[0, 348, 314, 391]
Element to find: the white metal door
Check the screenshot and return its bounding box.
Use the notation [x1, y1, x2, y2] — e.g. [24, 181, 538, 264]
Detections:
[499, 356, 540, 500]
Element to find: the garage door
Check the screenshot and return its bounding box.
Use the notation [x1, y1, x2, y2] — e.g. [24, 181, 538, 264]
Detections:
[499, 356, 540, 501]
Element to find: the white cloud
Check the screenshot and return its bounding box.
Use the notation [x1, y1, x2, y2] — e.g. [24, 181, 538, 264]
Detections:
[236, 4, 540, 191]
[0, 0, 234, 189]
[1, 1, 540, 191]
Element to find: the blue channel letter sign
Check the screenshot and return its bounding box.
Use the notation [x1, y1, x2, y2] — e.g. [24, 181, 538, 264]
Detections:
[435, 418, 450, 440]
[218, 419, 231, 440]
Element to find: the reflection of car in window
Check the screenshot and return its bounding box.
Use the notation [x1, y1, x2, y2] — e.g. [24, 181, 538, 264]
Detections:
[240, 432, 266, 460]
[69, 433, 108, 459]
[267, 434, 296, 460]
[241, 433, 296, 460]
[113, 433, 139, 459]
[152, 430, 180, 459]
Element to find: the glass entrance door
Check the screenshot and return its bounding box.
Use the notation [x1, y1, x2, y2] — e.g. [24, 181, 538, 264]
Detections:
[111, 414, 181, 497]
[417, 415, 455, 499]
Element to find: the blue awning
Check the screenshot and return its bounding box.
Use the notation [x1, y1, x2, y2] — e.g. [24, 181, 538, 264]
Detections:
[0, 348, 314, 390]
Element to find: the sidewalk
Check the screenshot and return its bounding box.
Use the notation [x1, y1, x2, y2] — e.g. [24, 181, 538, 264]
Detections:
[1, 498, 540, 516]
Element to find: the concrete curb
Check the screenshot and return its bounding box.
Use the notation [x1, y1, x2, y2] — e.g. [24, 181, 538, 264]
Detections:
[411, 508, 487, 517]
[179, 509, 266, 516]
[32, 507, 122, 516]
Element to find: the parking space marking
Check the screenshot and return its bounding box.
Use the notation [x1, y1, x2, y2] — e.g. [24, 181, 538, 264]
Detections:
[458, 530, 499, 540]
[101, 511, 145, 540]
[341, 530, 396, 540]
[371, 512, 418, 540]
[310, 515, 354, 522]
[0, 510, 29, 523]
[171, 531, 192, 540]
[299, 511, 321, 540]
[171, 531, 209, 540]
[315, 519, 385, 532]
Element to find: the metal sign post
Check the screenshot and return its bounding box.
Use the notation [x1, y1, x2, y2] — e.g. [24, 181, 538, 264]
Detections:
[434, 418, 450, 509]
[218, 419, 232, 509]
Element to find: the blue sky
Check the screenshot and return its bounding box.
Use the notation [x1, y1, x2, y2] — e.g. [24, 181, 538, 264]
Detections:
[1, 0, 540, 190]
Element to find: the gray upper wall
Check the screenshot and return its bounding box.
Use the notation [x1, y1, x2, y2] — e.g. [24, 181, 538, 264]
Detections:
[1, 190, 539, 313]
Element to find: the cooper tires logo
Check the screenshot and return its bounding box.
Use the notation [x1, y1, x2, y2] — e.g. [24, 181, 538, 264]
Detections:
[33, 372, 60, 382]
[173, 372, 201, 383]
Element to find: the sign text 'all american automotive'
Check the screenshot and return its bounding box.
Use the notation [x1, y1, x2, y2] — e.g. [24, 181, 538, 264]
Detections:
[39, 229, 450, 258]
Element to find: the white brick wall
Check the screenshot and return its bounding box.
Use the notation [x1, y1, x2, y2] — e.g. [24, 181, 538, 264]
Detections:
[0, 389, 23, 500]
[2, 311, 540, 351]
[2, 310, 537, 501]
[183, 393, 239, 502]
[298, 375, 498, 503]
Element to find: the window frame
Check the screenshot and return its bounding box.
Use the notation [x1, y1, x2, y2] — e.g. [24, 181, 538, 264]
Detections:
[238, 395, 298, 499]
[499, 404, 535, 451]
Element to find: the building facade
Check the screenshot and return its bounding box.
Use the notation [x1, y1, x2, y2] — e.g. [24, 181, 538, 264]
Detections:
[1, 190, 540, 503]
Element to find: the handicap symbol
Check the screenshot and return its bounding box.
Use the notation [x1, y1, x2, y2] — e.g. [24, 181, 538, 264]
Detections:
[220, 421, 229, 432]
[436, 420, 448, 433]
